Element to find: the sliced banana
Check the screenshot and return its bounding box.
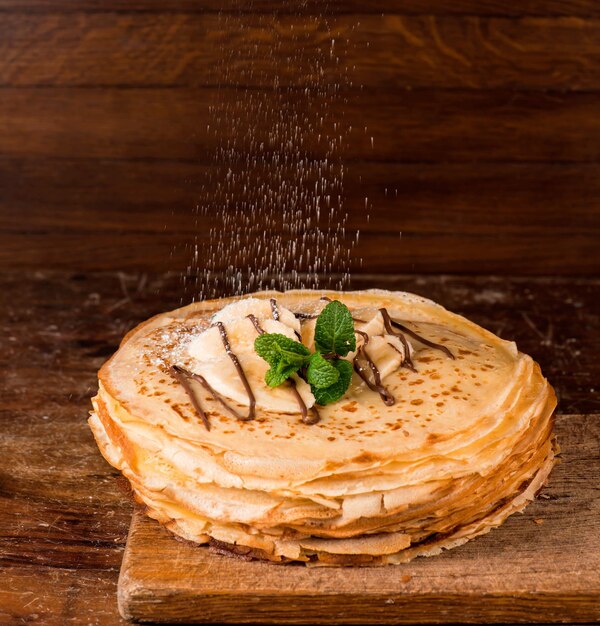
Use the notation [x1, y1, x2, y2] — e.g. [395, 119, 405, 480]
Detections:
[301, 318, 317, 351]
[359, 335, 406, 381]
[212, 297, 300, 335]
[188, 300, 314, 413]
[353, 307, 386, 338]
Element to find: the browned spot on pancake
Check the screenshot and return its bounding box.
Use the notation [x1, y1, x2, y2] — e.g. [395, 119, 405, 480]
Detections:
[430, 373, 441, 380]
[341, 402, 358, 412]
[427, 432, 450, 443]
[410, 399, 424, 406]
[327, 436, 336, 442]
[418, 356, 433, 363]
[170, 403, 189, 422]
[409, 379, 424, 386]
[436, 401, 445, 407]
[352, 451, 376, 463]
[458, 349, 474, 356]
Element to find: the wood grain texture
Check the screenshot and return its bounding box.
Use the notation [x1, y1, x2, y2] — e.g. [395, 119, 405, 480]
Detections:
[3, 88, 600, 163]
[1, 159, 598, 274]
[119, 410, 600, 624]
[1, 5, 599, 275]
[2, 14, 600, 90]
[3, 231, 600, 276]
[2, 161, 599, 234]
[0, 272, 598, 625]
[0, 1, 599, 17]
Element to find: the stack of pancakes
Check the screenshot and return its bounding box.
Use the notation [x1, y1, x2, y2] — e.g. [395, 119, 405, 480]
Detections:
[89, 290, 557, 565]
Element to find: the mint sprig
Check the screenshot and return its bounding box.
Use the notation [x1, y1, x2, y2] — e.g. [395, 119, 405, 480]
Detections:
[314, 300, 356, 357]
[307, 352, 340, 389]
[253, 300, 356, 405]
[254, 333, 311, 388]
[311, 358, 353, 405]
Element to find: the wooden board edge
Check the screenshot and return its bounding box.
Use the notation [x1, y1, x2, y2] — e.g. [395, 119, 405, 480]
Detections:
[117, 512, 600, 624]
[119, 587, 600, 624]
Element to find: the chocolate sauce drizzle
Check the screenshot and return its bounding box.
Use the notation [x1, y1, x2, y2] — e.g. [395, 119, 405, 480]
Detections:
[353, 330, 395, 406]
[269, 298, 280, 321]
[379, 308, 455, 361]
[169, 364, 252, 431]
[290, 378, 320, 425]
[169, 365, 211, 430]
[247, 314, 265, 335]
[378, 309, 417, 372]
[294, 312, 317, 320]
[214, 321, 256, 421]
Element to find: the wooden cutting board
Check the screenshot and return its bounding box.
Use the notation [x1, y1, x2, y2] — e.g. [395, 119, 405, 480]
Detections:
[118, 414, 600, 624]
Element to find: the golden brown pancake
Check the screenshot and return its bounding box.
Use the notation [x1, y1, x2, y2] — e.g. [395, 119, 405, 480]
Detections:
[89, 289, 557, 565]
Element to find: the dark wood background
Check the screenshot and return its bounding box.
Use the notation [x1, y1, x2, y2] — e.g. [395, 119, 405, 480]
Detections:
[1, 0, 599, 276]
[1, 4, 600, 624]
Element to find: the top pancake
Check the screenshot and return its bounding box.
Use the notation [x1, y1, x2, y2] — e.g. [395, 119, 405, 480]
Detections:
[99, 289, 543, 486]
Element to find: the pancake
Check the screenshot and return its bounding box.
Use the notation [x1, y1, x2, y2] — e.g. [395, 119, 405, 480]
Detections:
[89, 289, 557, 565]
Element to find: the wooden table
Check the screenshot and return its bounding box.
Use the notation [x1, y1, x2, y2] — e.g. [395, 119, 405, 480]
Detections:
[0, 271, 598, 624]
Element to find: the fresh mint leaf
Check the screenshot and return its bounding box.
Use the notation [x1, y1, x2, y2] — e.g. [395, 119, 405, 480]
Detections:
[312, 358, 353, 405]
[314, 300, 356, 357]
[254, 333, 310, 369]
[306, 352, 340, 389]
[265, 362, 300, 387]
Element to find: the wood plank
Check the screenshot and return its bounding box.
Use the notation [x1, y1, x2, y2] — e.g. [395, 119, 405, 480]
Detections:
[2, 157, 598, 272]
[2, 159, 599, 235]
[0, 1, 598, 17]
[1, 230, 598, 276]
[0, 567, 126, 626]
[2, 88, 600, 162]
[118, 413, 600, 624]
[1, 14, 600, 90]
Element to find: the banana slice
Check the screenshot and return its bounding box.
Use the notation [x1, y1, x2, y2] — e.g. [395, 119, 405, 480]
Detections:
[353, 307, 386, 338]
[188, 300, 314, 413]
[212, 297, 301, 334]
[358, 335, 406, 381]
